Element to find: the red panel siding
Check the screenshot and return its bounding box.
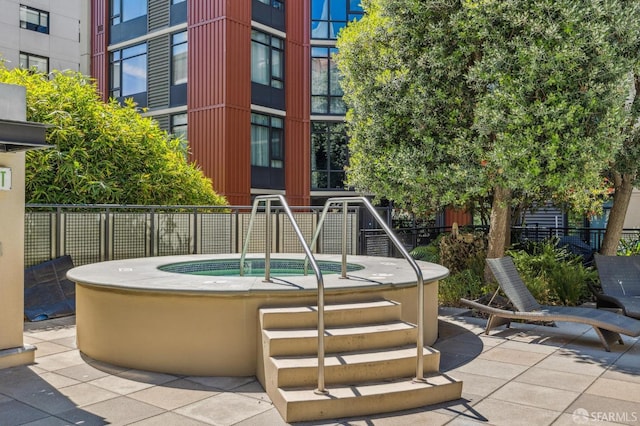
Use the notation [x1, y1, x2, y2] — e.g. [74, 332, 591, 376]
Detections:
[91, 0, 109, 101]
[284, 0, 311, 205]
[188, 0, 252, 205]
[445, 208, 472, 227]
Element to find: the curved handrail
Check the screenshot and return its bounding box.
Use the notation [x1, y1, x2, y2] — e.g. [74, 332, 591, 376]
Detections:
[239, 195, 328, 394]
[308, 196, 429, 382]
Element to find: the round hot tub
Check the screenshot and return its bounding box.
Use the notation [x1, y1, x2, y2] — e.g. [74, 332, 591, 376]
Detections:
[67, 253, 448, 376]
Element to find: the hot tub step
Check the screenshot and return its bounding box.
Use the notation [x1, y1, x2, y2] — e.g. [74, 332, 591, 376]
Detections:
[263, 321, 417, 356]
[260, 299, 402, 329]
[270, 345, 441, 388]
[273, 374, 463, 423]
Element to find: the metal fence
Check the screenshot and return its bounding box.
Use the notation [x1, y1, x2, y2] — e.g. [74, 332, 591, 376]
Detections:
[24, 204, 640, 268]
[24, 204, 375, 267]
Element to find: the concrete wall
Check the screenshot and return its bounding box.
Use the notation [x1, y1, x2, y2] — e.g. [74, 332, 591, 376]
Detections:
[0, 83, 34, 369]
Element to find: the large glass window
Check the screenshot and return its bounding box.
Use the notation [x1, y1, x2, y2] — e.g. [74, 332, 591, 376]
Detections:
[171, 31, 188, 85]
[111, 0, 147, 25]
[311, 47, 345, 115]
[110, 43, 147, 98]
[311, 0, 363, 40]
[251, 30, 284, 89]
[20, 5, 49, 34]
[311, 122, 348, 189]
[251, 113, 284, 169]
[19, 52, 48, 73]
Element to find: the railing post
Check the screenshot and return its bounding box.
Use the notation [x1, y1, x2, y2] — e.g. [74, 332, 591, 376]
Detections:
[341, 201, 348, 278]
[264, 199, 272, 282]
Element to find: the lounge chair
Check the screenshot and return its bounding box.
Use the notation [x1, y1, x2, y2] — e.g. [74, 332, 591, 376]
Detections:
[592, 254, 640, 319]
[460, 257, 640, 351]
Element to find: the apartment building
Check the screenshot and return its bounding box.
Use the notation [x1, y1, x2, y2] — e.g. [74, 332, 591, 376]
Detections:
[0, 0, 90, 74]
[89, 0, 362, 205]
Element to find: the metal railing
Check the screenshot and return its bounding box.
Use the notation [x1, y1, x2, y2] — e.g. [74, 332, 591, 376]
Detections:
[238, 195, 329, 395]
[309, 196, 432, 383]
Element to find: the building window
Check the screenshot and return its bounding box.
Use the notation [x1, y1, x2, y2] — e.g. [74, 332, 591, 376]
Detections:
[251, 30, 284, 89]
[171, 113, 187, 140]
[311, 47, 345, 115]
[251, 113, 284, 169]
[256, 0, 284, 9]
[311, 0, 364, 40]
[20, 5, 49, 34]
[172, 31, 188, 85]
[171, 0, 186, 3]
[19, 52, 48, 73]
[311, 122, 348, 189]
[110, 43, 147, 98]
[111, 0, 147, 25]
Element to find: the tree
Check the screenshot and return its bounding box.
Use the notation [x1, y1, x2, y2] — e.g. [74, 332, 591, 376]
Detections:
[600, 72, 640, 255]
[0, 66, 226, 206]
[336, 0, 640, 272]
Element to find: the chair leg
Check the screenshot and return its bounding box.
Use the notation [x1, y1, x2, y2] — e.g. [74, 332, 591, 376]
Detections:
[486, 315, 511, 334]
[593, 327, 623, 352]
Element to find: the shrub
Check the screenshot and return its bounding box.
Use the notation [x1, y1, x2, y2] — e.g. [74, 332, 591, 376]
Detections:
[507, 238, 595, 305]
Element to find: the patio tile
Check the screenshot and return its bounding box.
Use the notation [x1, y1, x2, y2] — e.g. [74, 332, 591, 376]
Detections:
[452, 357, 528, 380]
[128, 411, 211, 425]
[115, 368, 178, 385]
[514, 366, 596, 393]
[534, 354, 611, 377]
[129, 378, 218, 410]
[58, 396, 164, 425]
[566, 394, 640, 426]
[234, 379, 271, 402]
[33, 350, 85, 372]
[50, 336, 77, 349]
[585, 377, 640, 404]
[601, 368, 640, 385]
[552, 412, 626, 426]
[55, 382, 120, 408]
[433, 334, 485, 357]
[471, 398, 560, 426]
[54, 363, 112, 382]
[176, 392, 273, 425]
[185, 375, 256, 391]
[489, 381, 580, 412]
[0, 367, 68, 399]
[32, 341, 71, 357]
[448, 371, 507, 398]
[20, 416, 77, 426]
[0, 399, 49, 426]
[478, 346, 549, 366]
[25, 325, 77, 342]
[232, 407, 290, 426]
[88, 373, 158, 395]
[497, 339, 560, 354]
[340, 407, 456, 426]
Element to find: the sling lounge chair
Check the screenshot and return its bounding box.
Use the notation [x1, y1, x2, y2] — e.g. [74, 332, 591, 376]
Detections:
[460, 257, 640, 351]
[592, 254, 640, 319]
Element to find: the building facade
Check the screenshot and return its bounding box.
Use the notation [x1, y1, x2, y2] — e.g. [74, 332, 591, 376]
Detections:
[0, 0, 90, 74]
[90, 0, 360, 205]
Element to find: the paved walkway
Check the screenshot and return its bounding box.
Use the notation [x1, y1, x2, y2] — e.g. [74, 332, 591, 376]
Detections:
[1, 309, 639, 425]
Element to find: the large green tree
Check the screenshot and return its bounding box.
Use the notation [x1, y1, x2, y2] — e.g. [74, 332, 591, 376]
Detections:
[0, 66, 226, 205]
[337, 0, 640, 267]
[600, 71, 640, 255]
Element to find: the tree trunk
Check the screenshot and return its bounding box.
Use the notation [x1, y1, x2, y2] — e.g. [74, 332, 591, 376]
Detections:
[600, 171, 636, 255]
[485, 185, 512, 282]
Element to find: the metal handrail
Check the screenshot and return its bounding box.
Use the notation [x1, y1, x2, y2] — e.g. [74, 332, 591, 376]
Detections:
[308, 196, 429, 382]
[238, 195, 328, 394]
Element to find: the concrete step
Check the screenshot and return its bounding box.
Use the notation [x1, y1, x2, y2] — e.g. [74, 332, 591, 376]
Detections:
[259, 299, 402, 329]
[274, 374, 463, 423]
[263, 321, 418, 356]
[270, 345, 441, 388]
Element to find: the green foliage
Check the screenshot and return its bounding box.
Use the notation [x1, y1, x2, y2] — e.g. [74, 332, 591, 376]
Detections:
[508, 239, 595, 305]
[618, 234, 640, 256]
[409, 244, 439, 263]
[0, 66, 227, 206]
[439, 268, 487, 307]
[336, 0, 640, 235]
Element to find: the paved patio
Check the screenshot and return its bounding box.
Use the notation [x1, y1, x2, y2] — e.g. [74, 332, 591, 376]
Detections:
[1, 308, 639, 426]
